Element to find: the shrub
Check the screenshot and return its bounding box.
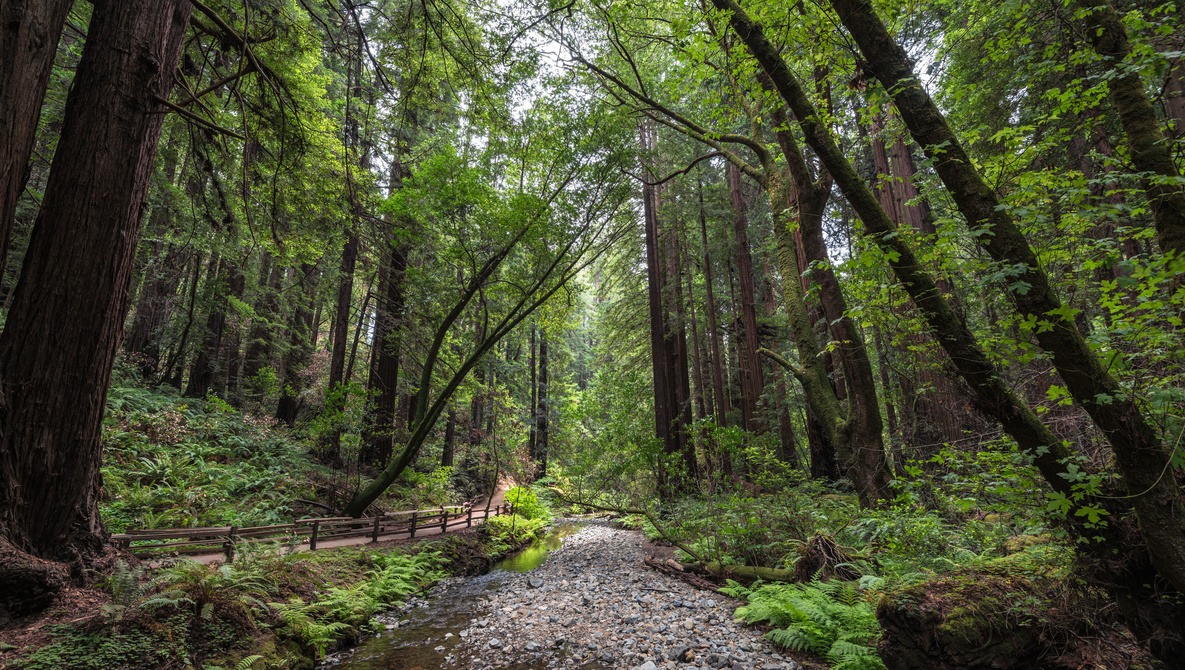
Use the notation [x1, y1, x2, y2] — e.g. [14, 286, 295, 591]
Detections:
[504, 486, 549, 521]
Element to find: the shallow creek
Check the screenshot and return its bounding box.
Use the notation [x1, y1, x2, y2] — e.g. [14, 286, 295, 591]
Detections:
[322, 523, 585, 670]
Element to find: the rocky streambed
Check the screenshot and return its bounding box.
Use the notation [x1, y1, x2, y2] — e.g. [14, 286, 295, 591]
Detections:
[325, 520, 802, 670]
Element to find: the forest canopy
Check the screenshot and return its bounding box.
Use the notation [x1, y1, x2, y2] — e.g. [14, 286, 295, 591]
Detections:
[0, 0, 1183, 666]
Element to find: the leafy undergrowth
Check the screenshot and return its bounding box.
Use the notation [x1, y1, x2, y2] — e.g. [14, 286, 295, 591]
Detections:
[7, 540, 460, 670]
[644, 444, 1094, 669]
[101, 382, 320, 532]
[481, 485, 553, 556]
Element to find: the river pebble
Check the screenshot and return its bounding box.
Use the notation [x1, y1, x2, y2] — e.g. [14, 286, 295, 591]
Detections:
[451, 520, 802, 669]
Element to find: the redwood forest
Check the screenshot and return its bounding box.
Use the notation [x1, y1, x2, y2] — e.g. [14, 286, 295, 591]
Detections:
[0, 0, 1183, 668]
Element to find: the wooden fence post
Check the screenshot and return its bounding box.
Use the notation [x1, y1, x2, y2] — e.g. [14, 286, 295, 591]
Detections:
[372, 512, 383, 543]
[467, 505, 473, 528]
[410, 511, 417, 538]
[224, 527, 237, 563]
[310, 520, 320, 551]
[441, 506, 447, 533]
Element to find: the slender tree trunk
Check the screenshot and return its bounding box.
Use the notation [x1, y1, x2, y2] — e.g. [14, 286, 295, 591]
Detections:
[185, 257, 243, 399]
[344, 272, 374, 386]
[242, 253, 283, 401]
[0, 0, 73, 274]
[698, 178, 731, 427]
[322, 232, 359, 464]
[685, 230, 709, 424]
[640, 123, 680, 498]
[125, 243, 186, 378]
[0, 0, 191, 615]
[536, 329, 550, 478]
[163, 252, 204, 388]
[727, 164, 765, 433]
[528, 323, 538, 461]
[276, 263, 318, 426]
[667, 213, 697, 484]
[442, 406, 456, 468]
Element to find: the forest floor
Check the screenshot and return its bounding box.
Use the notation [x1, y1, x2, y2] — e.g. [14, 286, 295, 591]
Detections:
[325, 520, 815, 670]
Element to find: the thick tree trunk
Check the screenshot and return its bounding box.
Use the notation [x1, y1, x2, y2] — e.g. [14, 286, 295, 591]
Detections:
[0, 0, 191, 615]
[727, 164, 766, 433]
[0, 0, 73, 275]
[827, 0, 1185, 592]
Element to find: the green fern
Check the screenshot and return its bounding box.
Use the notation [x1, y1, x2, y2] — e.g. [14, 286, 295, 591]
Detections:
[731, 579, 886, 670]
[233, 654, 264, 670]
[269, 597, 356, 659]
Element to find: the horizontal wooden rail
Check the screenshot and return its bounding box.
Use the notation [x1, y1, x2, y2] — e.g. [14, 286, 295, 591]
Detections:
[111, 501, 511, 561]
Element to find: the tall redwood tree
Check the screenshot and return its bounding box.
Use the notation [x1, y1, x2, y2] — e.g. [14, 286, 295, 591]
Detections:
[0, 0, 192, 616]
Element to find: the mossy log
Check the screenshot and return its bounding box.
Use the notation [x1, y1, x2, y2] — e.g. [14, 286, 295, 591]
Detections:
[875, 572, 1049, 669]
[705, 562, 795, 583]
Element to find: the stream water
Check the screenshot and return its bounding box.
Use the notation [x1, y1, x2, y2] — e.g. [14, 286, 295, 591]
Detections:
[323, 523, 584, 670]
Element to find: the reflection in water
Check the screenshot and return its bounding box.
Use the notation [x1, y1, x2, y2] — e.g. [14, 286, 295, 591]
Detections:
[493, 523, 583, 573]
[324, 522, 585, 670]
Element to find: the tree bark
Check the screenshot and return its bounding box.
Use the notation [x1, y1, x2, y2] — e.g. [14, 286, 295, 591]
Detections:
[362, 232, 409, 466]
[536, 328, 550, 479]
[0, 0, 191, 613]
[0, 0, 73, 275]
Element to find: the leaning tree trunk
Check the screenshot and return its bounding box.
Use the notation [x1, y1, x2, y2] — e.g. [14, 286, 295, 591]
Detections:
[827, 0, 1185, 594]
[0, 0, 191, 617]
[0, 0, 73, 275]
[710, 0, 1087, 519]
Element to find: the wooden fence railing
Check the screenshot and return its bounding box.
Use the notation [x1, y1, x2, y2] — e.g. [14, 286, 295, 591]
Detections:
[111, 502, 513, 561]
